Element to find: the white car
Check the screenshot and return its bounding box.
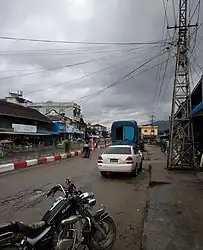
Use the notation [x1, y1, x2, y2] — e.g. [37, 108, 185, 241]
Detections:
[97, 145, 143, 177]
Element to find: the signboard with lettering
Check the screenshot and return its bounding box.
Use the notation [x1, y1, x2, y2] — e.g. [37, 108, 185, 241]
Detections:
[52, 122, 66, 133]
[12, 124, 37, 133]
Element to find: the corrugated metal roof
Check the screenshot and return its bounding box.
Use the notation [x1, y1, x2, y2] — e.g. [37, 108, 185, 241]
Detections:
[0, 100, 51, 123]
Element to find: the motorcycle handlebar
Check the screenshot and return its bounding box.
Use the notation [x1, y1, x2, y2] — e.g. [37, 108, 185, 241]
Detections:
[47, 184, 66, 197]
[47, 179, 82, 198]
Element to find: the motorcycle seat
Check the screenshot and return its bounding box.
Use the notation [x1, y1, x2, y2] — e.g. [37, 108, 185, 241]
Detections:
[16, 221, 46, 239]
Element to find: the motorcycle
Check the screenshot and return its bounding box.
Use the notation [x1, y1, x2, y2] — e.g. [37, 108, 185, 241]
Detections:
[83, 149, 90, 158]
[83, 145, 90, 158]
[0, 178, 116, 250]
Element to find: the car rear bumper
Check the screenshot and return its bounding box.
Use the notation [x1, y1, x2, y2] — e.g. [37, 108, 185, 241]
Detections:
[97, 163, 133, 172]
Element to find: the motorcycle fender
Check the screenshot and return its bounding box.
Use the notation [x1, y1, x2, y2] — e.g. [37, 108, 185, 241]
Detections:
[94, 208, 109, 222]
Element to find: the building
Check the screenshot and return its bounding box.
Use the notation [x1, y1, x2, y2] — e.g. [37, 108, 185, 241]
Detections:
[26, 101, 83, 122]
[190, 75, 203, 152]
[5, 91, 32, 105]
[92, 124, 107, 133]
[92, 123, 107, 137]
[139, 125, 158, 139]
[0, 100, 56, 145]
[5, 91, 85, 131]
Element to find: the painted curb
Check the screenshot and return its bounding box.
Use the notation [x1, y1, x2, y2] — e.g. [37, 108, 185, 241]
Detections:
[0, 143, 111, 174]
[0, 163, 15, 173]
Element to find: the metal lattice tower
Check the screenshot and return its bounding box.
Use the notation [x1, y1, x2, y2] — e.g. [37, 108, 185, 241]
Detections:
[167, 0, 197, 169]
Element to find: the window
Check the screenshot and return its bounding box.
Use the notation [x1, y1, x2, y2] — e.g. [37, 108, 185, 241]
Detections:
[144, 130, 148, 133]
[103, 147, 131, 155]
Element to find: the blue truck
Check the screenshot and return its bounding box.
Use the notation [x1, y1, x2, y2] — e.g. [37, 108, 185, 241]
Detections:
[111, 120, 140, 146]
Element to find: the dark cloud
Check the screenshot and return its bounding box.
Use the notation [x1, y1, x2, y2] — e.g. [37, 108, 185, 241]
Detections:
[0, 0, 202, 126]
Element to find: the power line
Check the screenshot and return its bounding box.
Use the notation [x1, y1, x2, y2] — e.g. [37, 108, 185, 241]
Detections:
[75, 51, 169, 105]
[154, 50, 171, 114]
[152, 0, 173, 114]
[53, 55, 168, 114]
[155, 57, 175, 115]
[0, 35, 171, 46]
[0, 45, 151, 73]
[0, 47, 143, 81]
[162, 0, 172, 40]
[25, 45, 160, 95]
[79, 58, 168, 105]
[0, 44, 150, 56]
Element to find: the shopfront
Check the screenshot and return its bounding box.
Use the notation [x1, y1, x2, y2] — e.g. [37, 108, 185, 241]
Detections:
[52, 122, 66, 142]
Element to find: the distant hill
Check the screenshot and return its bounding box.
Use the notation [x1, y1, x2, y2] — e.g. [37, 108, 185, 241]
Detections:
[154, 120, 169, 132]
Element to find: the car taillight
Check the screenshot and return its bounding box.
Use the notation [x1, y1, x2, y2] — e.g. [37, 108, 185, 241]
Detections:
[98, 156, 103, 163]
[125, 156, 133, 164]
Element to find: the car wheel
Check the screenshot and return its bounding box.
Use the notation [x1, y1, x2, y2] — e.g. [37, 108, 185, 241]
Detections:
[101, 171, 107, 177]
[132, 164, 138, 177]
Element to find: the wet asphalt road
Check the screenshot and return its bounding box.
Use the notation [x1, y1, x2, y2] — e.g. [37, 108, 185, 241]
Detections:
[0, 149, 150, 250]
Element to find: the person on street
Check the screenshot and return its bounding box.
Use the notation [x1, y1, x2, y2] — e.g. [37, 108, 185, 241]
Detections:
[83, 140, 90, 157]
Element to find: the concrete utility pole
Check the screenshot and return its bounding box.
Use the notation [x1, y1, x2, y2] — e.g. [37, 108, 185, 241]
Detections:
[167, 0, 198, 169]
[150, 114, 156, 144]
[151, 114, 155, 136]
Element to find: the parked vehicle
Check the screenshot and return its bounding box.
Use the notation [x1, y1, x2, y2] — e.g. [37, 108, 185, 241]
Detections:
[0, 178, 116, 250]
[97, 145, 143, 177]
[111, 120, 139, 146]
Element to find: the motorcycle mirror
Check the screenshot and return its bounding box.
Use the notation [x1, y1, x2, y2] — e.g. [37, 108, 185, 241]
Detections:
[65, 178, 71, 185]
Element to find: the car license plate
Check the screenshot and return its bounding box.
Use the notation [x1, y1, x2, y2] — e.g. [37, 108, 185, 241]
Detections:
[110, 159, 118, 163]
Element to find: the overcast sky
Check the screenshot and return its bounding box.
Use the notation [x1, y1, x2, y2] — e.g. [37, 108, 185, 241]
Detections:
[0, 0, 202, 127]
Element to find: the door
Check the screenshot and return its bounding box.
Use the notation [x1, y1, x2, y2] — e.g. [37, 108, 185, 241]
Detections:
[123, 126, 134, 141]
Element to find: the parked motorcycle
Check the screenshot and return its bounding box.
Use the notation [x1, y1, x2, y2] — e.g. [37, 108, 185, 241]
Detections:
[0, 178, 116, 250]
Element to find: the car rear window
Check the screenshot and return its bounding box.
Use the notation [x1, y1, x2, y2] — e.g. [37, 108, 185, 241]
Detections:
[103, 147, 131, 155]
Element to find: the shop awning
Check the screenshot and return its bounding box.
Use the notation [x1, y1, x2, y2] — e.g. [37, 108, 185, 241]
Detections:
[0, 131, 49, 136]
[38, 130, 59, 135]
[192, 101, 203, 115]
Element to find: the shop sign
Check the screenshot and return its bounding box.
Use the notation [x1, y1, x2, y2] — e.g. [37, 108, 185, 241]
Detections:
[66, 125, 74, 133]
[52, 122, 66, 133]
[12, 124, 37, 133]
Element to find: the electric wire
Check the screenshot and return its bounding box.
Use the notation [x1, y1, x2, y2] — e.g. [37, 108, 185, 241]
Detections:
[25, 45, 160, 95]
[72, 50, 169, 105]
[0, 44, 151, 56]
[162, 0, 171, 40]
[0, 35, 171, 46]
[155, 57, 175, 115]
[0, 47, 145, 81]
[152, 0, 173, 114]
[154, 50, 171, 114]
[78, 57, 169, 106]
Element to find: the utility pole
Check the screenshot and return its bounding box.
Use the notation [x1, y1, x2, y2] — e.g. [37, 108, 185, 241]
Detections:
[151, 114, 155, 135]
[167, 0, 198, 169]
[150, 114, 156, 143]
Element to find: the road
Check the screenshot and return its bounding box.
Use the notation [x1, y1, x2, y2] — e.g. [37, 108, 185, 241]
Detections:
[0, 148, 150, 250]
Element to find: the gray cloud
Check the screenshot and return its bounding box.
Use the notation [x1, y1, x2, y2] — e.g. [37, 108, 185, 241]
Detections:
[0, 0, 202, 127]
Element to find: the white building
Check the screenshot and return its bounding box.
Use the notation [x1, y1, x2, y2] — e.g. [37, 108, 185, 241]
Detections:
[5, 91, 83, 122]
[5, 91, 32, 105]
[25, 101, 82, 122]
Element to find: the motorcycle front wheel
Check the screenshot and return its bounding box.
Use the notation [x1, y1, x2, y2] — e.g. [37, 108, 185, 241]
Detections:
[87, 216, 116, 250]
